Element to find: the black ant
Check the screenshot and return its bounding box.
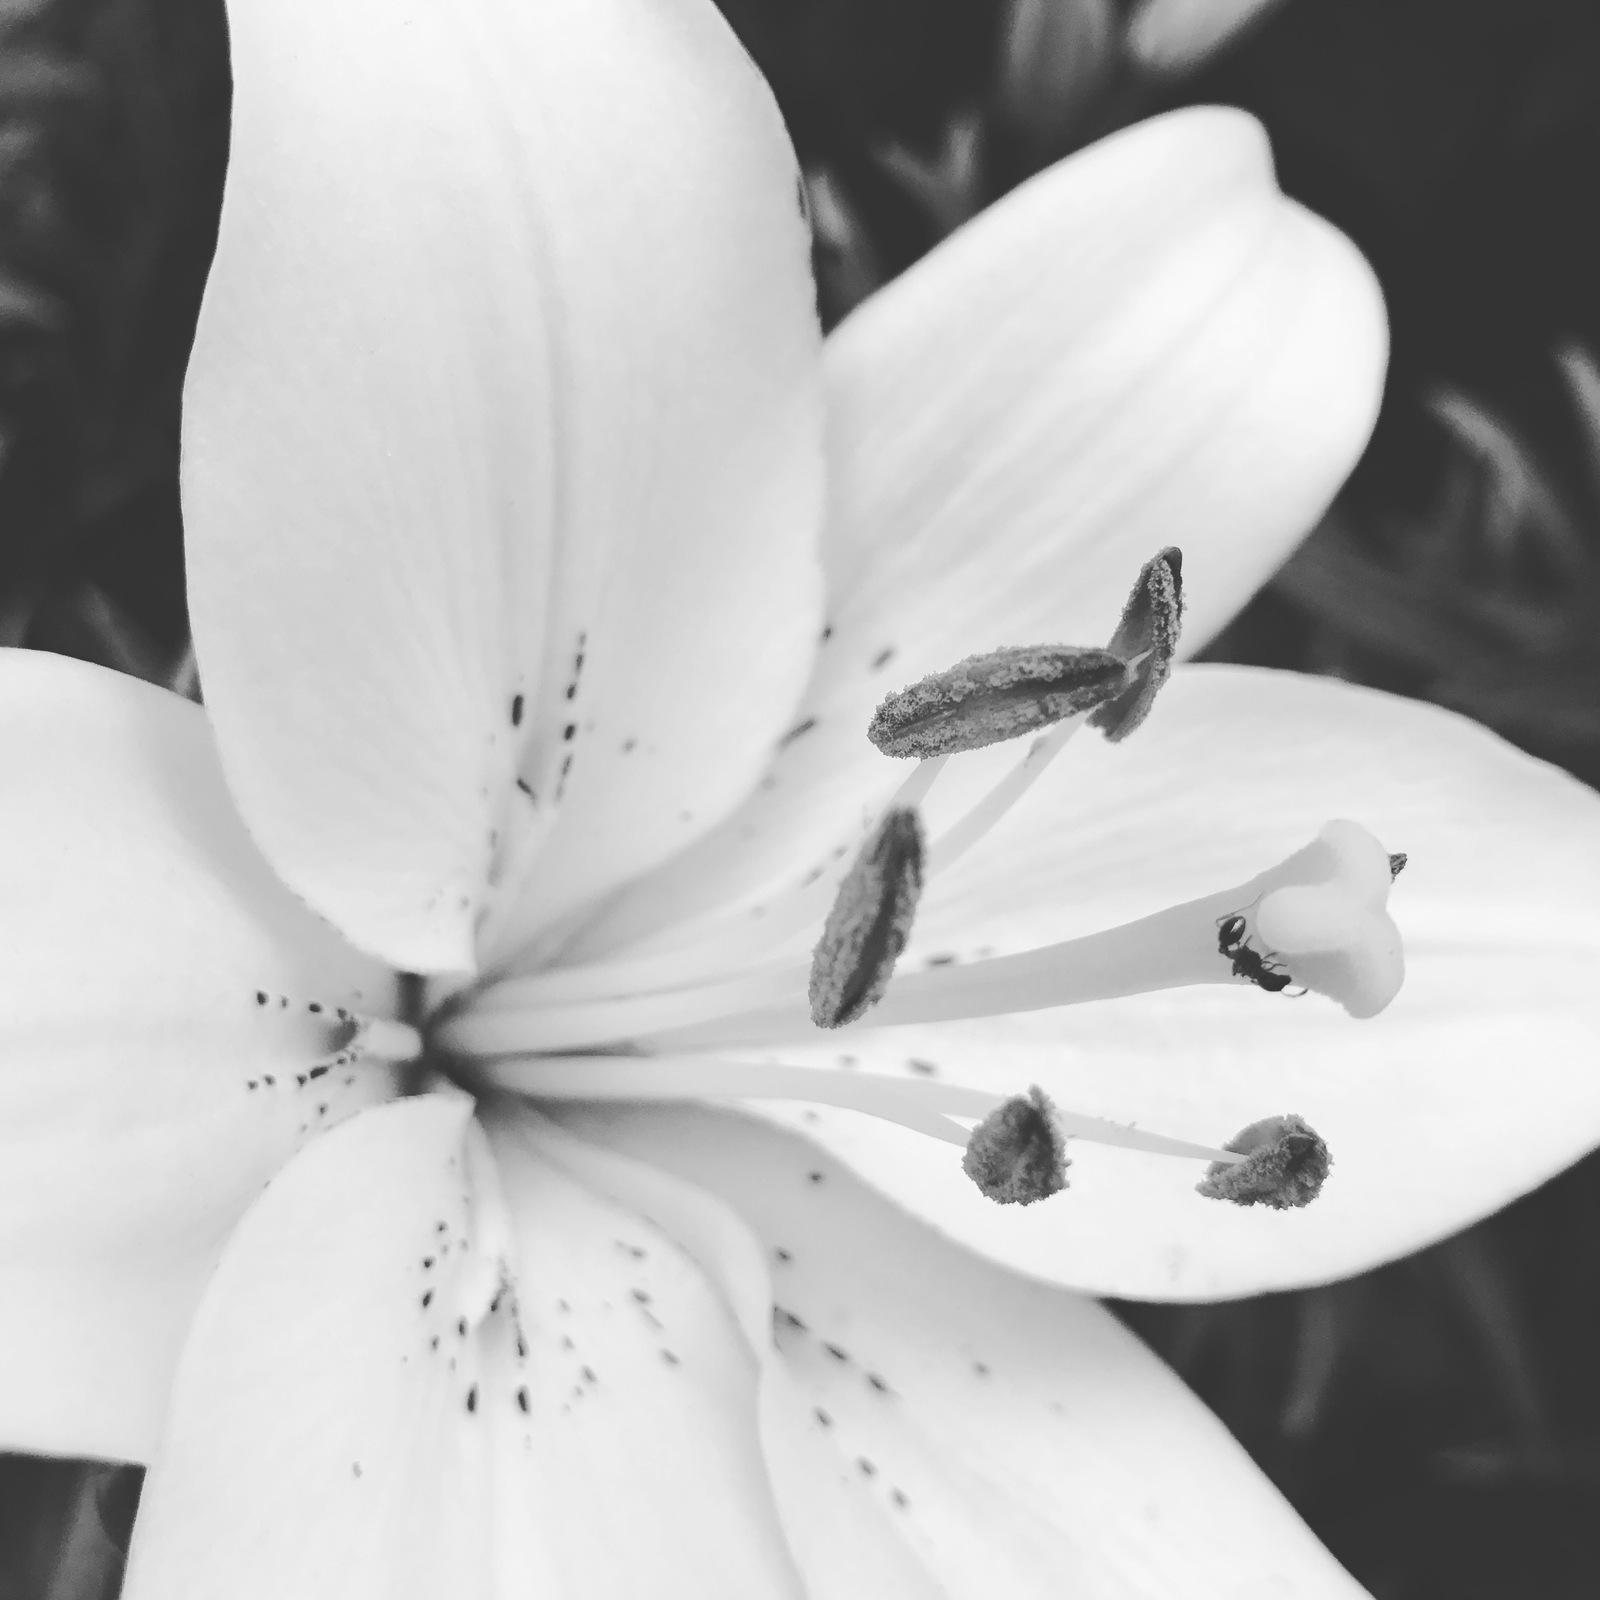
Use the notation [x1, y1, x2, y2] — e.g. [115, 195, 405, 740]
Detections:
[1216, 912, 1294, 994]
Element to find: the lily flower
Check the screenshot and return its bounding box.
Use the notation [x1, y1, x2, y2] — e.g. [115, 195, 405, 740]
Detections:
[5, 0, 1600, 1593]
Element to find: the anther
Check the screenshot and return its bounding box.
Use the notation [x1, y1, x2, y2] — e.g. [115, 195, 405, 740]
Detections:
[1388, 852, 1408, 879]
[809, 808, 925, 1028]
[1089, 546, 1184, 742]
[961, 1086, 1070, 1205]
[1196, 1114, 1330, 1209]
[867, 645, 1128, 759]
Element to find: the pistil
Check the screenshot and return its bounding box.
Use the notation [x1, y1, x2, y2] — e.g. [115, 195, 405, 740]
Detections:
[438, 818, 1401, 1058]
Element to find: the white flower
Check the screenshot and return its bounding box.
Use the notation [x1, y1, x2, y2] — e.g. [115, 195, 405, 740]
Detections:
[4, 0, 1600, 1594]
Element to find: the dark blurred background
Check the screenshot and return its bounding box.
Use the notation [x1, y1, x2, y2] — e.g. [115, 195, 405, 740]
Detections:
[4, 0, 1600, 1594]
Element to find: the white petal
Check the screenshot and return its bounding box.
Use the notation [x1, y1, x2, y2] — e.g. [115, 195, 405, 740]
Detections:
[0, 651, 397, 1464]
[512, 1111, 951, 1600]
[487, 1109, 810, 1597]
[186, 0, 826, 974]
[570, 106, 1385, 960]
[560, 1104, 1371, 1599]
[125, 1097, 539, 1599]
[125, 1094, 815, 1599]
[757, 665, 1600, 1298]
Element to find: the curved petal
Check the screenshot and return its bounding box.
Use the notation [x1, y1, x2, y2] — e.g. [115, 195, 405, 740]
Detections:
[0, 651, 397, 1465]
[559, 1104, 1371, 1598]
[126, 1094, 809, 1599]
[186, 0, 826, 974]
[512, 1111, 950, 1600]
[744, 665, 1600, 1298]
[569, 106, 1385, 960]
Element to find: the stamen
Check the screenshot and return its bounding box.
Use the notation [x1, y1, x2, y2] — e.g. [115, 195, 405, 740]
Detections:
[1089, 546, 1184, 742]
[809, 808, 925, 1028]
[962, 1087, 1069, 1205]
[927, 717, 1085, 877]
[476, 1055, 970, 1144]
[867, 644, 1129, 759]
[926, 548, 1184, 876]
[469, 1054, 1249, 1171]
[1388, 852, 1408, 879]
[1196, 1114, 1331, 1209]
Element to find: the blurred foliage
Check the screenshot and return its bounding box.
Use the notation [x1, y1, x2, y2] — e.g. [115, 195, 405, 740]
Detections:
[5, 0, 1600, 1596]
[0, 0, 224, 675]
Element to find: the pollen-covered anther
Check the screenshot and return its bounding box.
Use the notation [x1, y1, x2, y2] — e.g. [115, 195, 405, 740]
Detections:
[1247, 820, 1406, 1019]
[809, 808, 925, 1029]
[1090, 546, 1184, 742]
[961, 1086, 1069, 1205]
[867, 644, 1129, 759]
[1196, 1114, 1330, 1209]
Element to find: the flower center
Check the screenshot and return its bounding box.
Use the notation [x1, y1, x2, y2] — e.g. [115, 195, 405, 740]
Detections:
[434, 548, 1399, 1215]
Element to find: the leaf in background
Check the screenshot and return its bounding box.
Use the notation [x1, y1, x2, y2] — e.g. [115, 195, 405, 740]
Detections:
[872, 107, 986, 237]
[803, 164, 885, 329]
[1554, 340, 1600, 514]
[1125, 0, 1289, 75]
[1271, 512, 1495, 678]
[0, 266, 63, 329]
[994, 0, 1115, 164]
[41, 1462, 141, 1600]
[1426, 387, 1589, 583]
